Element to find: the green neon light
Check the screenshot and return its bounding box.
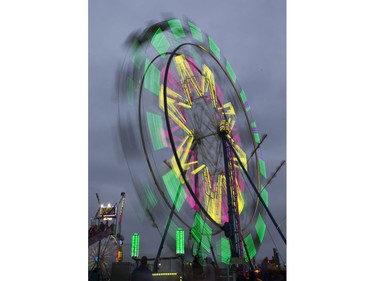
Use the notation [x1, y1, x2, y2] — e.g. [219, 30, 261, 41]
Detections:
[142, 183, 158, 209]
[151, 27, 170, 57]
[191, 213, 212, 253]
[144, 59, 160, 96]
[260, 186, 269, 207]
[127, 76, 135, 104]
[243, 234, 257, 261]
[146, 112, 167, 150]
[226, 62, 237, 84]
[219, 237, 231, 264]
[208, 36, 220, 59]
[240, 89, 251, 112]
[255, 214, 266, 243]
[188, 22, 203, 43]
[259, 158, 267, 178]
[168, 19, 185, 39]
[131, 42, 146, 70]
[131, 233, 140, 258]
[251, 122, 261, 143]
[162, 170, 186, 211]
[176, 228, 185, 255]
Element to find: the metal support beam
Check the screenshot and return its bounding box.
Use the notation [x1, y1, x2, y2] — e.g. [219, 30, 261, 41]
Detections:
[224, 136, 286, 244]
[153, 183, 183, 272]
[222, 135, 240, 258]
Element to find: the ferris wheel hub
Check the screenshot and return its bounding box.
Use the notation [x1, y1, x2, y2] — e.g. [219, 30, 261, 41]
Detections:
[219, 120, 231, 135]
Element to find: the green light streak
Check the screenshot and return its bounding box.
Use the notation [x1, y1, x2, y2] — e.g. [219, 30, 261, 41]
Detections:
[144, 59, 160, 96]
[168, 19, 185, 39]
[151, 27, 170, 57]
[162, 170, 186, 212]
[131, 41, 146, 70]
[255, 214, 266, 243]
[243, 234, 257, 261]
[146, 112, 167, 150]
[191, 213, 212, 253]
[240, 89, 251, 112]
[142, 183, 158, 209]
[208, 36, 220, 59]
[251, 122, 261, 143]
[127, 76, 135, 104]
[219, 237, 231, 264]
[226, 62, 237, 83]
[259, 158, 267, 178]
[188, 21, 203, 43]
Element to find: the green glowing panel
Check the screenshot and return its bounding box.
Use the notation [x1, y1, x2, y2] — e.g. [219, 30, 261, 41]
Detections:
[191, 213, 212, 253]
[243, 234, 257, 261]
[146, 112, 167, 150]
[240, 89, 251, 112]
[259, 159, 267, 178]
[151, 27, 170, 57]
[144, 59, 160, 96]
[255, 214, 266, 243]
[127, 76, 135, 104]
[131, 233, 140, 258]
[260, 186, 269, 207]
[208, 36, 220, 59]
[142, 183, 158, 209]
[176, 228, 185, 255]
[254, 134, 261, 143]
[226, 62, 237, 84]
[251, 122, 261, 143]
[168, 19, 185, 39]
[162, 170, 186, 211]
[219, 237, 231, 264]
[131, 42, 146, 70]
[188, 22, 203, 43]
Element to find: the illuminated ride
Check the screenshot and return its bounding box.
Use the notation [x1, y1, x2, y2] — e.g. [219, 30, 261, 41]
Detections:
[118, 18, 285, 277]
[89, 193, 126, 281]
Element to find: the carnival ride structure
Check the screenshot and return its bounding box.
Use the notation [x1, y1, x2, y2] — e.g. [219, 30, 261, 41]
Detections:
[88, 192, 126, 281]
[118, 17, 286, 279]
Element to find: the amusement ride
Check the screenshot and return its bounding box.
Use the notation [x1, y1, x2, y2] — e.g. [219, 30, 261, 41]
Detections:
[89, 17, 286, 281]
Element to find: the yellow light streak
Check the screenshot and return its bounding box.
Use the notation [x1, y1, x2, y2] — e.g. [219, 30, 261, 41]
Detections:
[235, 178, 245, 214]
[159, 85, 192, 136]
[227, 135, 248, 171]
[174, 54, 200, 100]
[191, 164, 206, 175]
[201, 167, 222, 224]
[202, 65, 217, 108]
[169, 135, 195, 181]
[173, 55, 217, 108]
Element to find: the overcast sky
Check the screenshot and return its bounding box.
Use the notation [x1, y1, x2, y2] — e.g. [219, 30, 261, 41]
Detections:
[89, 0, 286, 265]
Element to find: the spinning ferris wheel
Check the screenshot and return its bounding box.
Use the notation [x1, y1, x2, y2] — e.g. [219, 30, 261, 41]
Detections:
[118, 17, 285, 273]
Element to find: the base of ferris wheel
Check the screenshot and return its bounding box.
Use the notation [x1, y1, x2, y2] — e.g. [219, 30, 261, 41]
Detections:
[89, 130, 286, 281]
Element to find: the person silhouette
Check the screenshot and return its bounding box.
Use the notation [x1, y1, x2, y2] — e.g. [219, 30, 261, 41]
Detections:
[131, 256, 153, 281]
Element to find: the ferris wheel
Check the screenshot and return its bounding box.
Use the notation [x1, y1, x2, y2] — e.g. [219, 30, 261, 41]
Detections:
[118, 18, 283, 268]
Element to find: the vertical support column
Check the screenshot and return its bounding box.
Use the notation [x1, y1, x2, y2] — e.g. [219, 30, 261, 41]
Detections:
[221, 135, 240, 258]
